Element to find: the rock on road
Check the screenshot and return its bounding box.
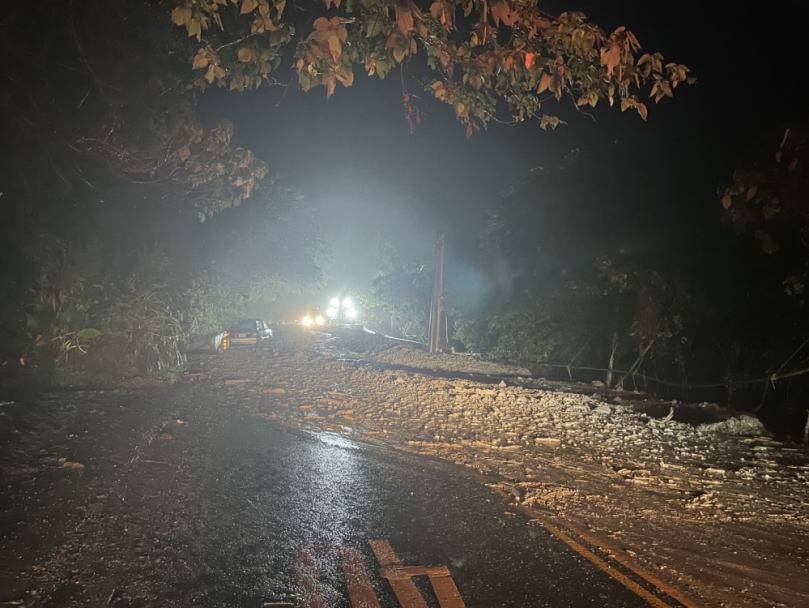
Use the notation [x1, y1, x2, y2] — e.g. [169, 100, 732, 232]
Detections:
[3, 328, 807, 607]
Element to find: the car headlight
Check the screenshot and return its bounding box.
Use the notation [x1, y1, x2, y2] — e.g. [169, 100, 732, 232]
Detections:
[315, 315, 325, 325]
[345, 307, 357, 319]
[330, 297, 340, 308]
[326, 307, 337, 318]
[301, 315, 313, 326]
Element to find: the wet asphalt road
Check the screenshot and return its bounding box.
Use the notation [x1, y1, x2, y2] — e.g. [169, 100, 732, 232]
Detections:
[172, 417, 652, 607]
[0, 375, 681, 608]
[12, 381, 666, 608]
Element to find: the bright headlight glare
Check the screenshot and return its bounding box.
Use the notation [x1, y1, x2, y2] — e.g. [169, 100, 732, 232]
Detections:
[345, 307, 357, 319]
[326, 307, 337, 318]
[301, 315, 313, 326]
[315, 315, 325, 325]
[342, 298, 352, 308]
[330, 297, 340, 308]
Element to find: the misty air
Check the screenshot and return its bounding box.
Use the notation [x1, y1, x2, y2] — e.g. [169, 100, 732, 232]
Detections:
[1, 1, 808, 607]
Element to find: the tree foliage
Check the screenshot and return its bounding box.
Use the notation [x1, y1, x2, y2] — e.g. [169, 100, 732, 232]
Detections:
[454, 297, 557, 365]
[186, 184, 328, 336]
[25, 241, 185, 377]
[170, 0, 692, 134]
[451, 156, 707, 387]
[84, 116, 271, 220]
[0, 0, 272, 219]
[720, 124, 809, 297]
[23, 193, 326, 379]
[0, 0, 328, 377]
[365, 242, 432, 341]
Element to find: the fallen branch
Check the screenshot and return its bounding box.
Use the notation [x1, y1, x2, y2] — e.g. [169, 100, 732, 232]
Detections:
[614, 339, 655, 389]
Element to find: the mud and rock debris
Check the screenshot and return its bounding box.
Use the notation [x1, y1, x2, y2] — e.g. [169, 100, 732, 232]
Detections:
[202, 331, 809, 608]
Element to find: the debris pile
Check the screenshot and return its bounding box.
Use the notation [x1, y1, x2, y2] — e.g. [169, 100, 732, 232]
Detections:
[329, 329, 532, 377]
[202, 332, 809, 607]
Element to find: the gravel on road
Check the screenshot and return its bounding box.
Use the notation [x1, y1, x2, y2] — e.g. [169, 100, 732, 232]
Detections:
[204, 329, 809, 608]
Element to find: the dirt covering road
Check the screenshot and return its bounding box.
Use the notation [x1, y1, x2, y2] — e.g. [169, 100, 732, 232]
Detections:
[205, 327, 809, 608]
[2, 327, 808, 607]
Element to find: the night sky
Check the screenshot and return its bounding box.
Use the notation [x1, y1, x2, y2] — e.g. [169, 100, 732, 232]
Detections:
[202, 0, 808, 302]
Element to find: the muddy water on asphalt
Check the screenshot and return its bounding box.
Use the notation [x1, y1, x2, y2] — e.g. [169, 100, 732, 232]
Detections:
[4, 332, 805, 606]
[1, 337, 673, 608]
[0, 386, 187, 601]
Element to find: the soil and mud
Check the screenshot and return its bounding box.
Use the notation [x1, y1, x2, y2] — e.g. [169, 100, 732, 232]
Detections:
[1, 327, 808, 607]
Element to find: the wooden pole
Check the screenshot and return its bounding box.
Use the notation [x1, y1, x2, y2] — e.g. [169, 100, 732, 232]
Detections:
[428, 230, 445, 354]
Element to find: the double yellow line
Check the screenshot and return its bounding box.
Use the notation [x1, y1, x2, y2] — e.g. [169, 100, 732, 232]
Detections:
[530, 514, 698, 608]
[295, 530, 696, 608]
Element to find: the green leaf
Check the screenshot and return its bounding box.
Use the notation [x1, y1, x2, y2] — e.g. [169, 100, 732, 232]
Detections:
[366, 17, 385, 38]
[75, 328, 103, 341]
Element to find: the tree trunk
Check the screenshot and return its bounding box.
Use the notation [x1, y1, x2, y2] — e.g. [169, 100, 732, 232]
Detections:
[752, 380, 770, 414]
[605, 332, 618, 388]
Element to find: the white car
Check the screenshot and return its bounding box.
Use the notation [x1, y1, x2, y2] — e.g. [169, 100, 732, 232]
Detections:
[225, 319, 273, 347]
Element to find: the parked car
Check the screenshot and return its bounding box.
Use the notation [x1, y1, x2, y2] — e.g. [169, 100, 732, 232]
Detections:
[224, 319, 273, 348]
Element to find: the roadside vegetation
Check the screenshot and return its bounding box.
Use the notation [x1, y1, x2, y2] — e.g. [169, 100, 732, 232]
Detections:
[1, 0, 684, 383]
[368, 132, 809, 438]
[0, 0, 326, 383]
[2, 0, 806, 438]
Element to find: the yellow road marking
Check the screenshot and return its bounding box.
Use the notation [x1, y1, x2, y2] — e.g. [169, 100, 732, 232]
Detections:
[396, 566, 452, 577]
[369, 539, 400, 567]
[390, 566, 465, 607]
[426, 567, 466, 608]
[533, 518, 672, 608]
[370, 540, 466, 608]
[339, 546, 381, 608]
[298, 532, 690, 608]
[295, 550, 326, 608]
[370, 540, 430, 608]
[560, 522, 699, 608]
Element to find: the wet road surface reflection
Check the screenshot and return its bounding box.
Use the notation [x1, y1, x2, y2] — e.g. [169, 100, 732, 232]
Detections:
[15, 384, 677, 607]
[125, 398, 664, 608]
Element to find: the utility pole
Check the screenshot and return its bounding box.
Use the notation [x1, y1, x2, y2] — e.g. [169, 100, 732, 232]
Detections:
[428, 230, 445, 354]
